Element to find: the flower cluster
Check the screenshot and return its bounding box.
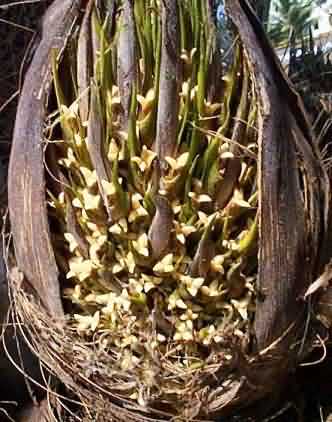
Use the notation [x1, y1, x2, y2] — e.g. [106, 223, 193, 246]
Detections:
[46, 0, 259, 406]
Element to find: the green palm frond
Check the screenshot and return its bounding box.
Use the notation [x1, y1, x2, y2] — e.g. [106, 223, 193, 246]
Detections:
[268, 0, 315, 46]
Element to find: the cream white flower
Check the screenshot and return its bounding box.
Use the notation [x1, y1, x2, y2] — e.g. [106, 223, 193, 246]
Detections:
[140, 274, 162, 293]
[117, 289, 131, 312]
[72, 197, 83, 209]
[165, 152, 189, 171]
[226, 189, 252, 214]
[107, 138, 120, 161]
[120, 334, 138, 349]
[74, 311, 100, 332]
[174, 320, 193, 341]
[89, 234, 107, 263]
[64, 233, 79, 253]
[157, 333, 166, 343]
[131, 145, 156, 173]
[73, 133, 84, 147]
[180, 275, 204, 297]
[125, 251, 136, 273]
[201, 280, 225, 297]
[132, 233, 149, 257]
[63, 284, 82, 304]
[137, 88, 155, 114]
[197, 211, 217, 227]
[60, 102, 79, 120]
[171, 200, 182, 215]
[220, 151, 235, 159]
[129, 278, 144, 295]
[179, 79, 197, 101]
[67, 257, 95, 281]
[198, 325, 216, 345]
[180, 308, 199, 321]
[96, 292, 117, 306]
[59, 147, 77, 168]
[120, 349, 140, 370]
[174, 221, 197, 245]
[100, 293, 119, 321]
[231, 292, 252, 321]
[86, 226, 107, 242]
[109, 218, 128, 235]
[101, 179, 116, 197]
[82, 189, 101, 211]
[80, 167, 97, 188]
[129, 193, 149, 222]
[58, 192, 65, 205]
[188, 192, 213, 203]
[180, 48, 197, 66]
[168, 289, 187, 310]
[112, 250, 136, 274]
[211, 255, 225, 273]
[153, 253, 174, 274]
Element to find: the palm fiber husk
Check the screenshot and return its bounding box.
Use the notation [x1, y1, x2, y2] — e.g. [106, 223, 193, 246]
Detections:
[7, 0, 332, 421]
